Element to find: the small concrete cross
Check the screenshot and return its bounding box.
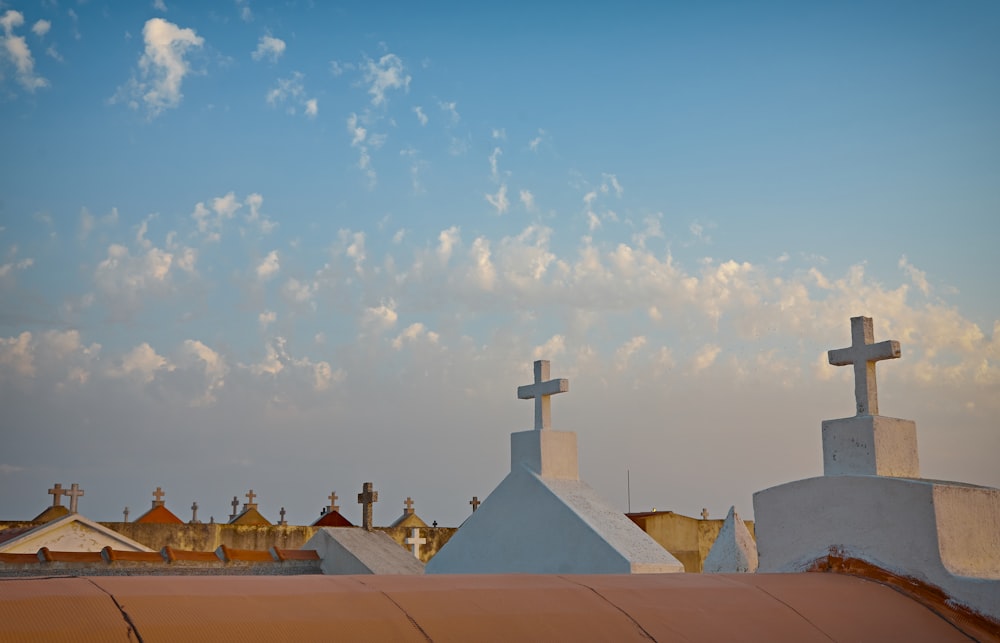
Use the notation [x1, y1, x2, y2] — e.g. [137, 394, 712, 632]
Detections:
[152, 487, 165, 507]
[123, 506, 130, 522]
[470, 496, 481, 512]
[405, 527, 426, 559]
[190, 502, 199, 523]
[357, 482, 378, 531]
[245, 489, 257, 510]
[230, 496, 239, 520]
[47, 483, 65, 507]
[65, 483, 84, 514]
[404, 497, 415, 515]
[279, 507, 287, 526]
[701, 508, 709, 520]
[517, 360, 569, 430]
[828, 316, 901, 416]
[327, 491, 340, 513]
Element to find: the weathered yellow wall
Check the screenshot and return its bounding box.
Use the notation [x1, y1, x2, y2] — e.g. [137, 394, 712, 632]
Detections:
[628, 512, 756, 572]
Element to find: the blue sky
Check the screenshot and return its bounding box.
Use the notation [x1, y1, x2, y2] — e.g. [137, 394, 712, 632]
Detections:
[1, 0, 998, 527]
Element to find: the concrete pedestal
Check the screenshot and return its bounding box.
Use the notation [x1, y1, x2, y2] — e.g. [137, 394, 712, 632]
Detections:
[822, 415, 919, 477]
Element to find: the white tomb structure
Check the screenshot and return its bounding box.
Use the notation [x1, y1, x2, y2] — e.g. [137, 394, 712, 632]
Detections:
[703, 506, 757, 574]
[303, 528, 425, 575]
[427, 360, 683, 574]
[754, 316, 1000, 620]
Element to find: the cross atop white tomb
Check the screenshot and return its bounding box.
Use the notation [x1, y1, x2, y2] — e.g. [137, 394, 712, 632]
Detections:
[517, 360, 569, 430]
[828, 316, 901, 416]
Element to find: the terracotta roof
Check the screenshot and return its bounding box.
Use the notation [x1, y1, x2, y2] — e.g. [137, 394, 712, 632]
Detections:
[272, 547, 320, 562]
[38, 548, 103, 563]
[0, 552, 39, 564]
[133, 504, 184, 524]
[0, 573, 991, 641]
[162, 546, 220, 563]
[310, 510, 352, 527]
[216, 545, 273, 563]
[101, 547, 164, 563]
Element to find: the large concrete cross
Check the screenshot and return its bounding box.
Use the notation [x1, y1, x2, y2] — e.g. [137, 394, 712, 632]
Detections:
[517, 360, 569, 430]
[404, 497, 415, 515]
[406, 527, 426, 558]
[245, 489, 257, 510]
[828, 316, 901, 416]
[470, 496, 480, 512]
[230, 496, 239, 520]
[65, 483, 84, 514]
[47, 483, 65, 507]
[357, 482, 378, 531]
[152, 486, 165, 507]
[190, 502, 198, 523]
[327, 491, 340, 513]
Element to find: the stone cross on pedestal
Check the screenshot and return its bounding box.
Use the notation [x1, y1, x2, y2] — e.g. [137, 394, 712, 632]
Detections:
[828, 316, 901, 416]
[123, 506, 130, 522]
[152, 487, 165, 507]
[517, 360, 569, 430]
[47, 483, 66, 507]
[65, 483, 84, 514]
[404, 497, 415, 515]
[244, 489, 258, 511]
[701, 508, 710, 520]
[279, 507, 287, 526]
[190, 502, 199, 524]
[406, 527, 426, 558]
[470, 496, 481, 512]
[357, 482, 378, 531]
[230, 496, 239, 520]
[327, 491, 340, 513]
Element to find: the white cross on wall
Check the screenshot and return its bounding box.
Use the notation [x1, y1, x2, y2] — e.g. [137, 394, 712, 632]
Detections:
[406, 527, 426, 558]
[828, 316, 901, 416]
[517, 360, 569, 430]
[65, 483, 84, 514]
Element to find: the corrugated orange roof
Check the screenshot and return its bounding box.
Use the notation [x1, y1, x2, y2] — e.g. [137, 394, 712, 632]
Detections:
[133, 504, 184, 524]
[0, 573, 991, 641]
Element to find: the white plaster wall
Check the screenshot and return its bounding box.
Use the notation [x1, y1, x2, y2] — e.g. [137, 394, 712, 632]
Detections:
[822, 415, 919, 477]
[0, 517, 153, 553]
[753, 476, 1000, 619]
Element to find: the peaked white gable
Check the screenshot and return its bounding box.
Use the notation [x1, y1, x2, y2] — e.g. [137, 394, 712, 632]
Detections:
[0, 514, 153, 554]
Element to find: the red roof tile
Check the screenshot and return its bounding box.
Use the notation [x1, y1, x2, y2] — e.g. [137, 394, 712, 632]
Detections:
[134, 504, 184, 524]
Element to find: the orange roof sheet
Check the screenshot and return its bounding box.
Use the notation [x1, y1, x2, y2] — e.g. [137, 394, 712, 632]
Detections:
[0, 573, 990, 641]
[133, 504, 184, 524]
[311, 510, 353, 527]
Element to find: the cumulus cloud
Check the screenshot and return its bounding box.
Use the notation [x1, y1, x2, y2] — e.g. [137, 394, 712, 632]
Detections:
[362, 299, 398, 334]
[363, 53, 410, 106]
[439, 100, 459, 123]
[392, 322, 439, 350]
[108, 342, 174, 383]
[266, 71, 317, 117]
[31, 20, 50, 37]
[413, 106, 427, 125]
[519, 189, 535, 211]
[251, 34, 285, 62]
[111, 18, 204, 119]
[1, 10, 49, 92]
[258, 310, 276, 330]
[256, 250, 280, 280]
[347, 112, 376, 186]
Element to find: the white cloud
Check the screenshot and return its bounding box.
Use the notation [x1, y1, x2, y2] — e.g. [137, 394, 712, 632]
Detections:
[533, 334, 566, 361]
[347, 113, 376, 186]
[236, 0, 253, 22]
[180, 339, 227, 405]
[281, 278, 317, 308]
[468, 237, 496, 291]
[528, 129, 546, 152]
[109, 342, 174, 383]
[363, 53, 410, 107]
[413, 106, 427, 126]
[112, 18, 204, 119]
[153, 0, 168, 11]
[1, 10, 48, 92]
[93, 242, 177, 319]
[256, 250, 280, 280]
[615, 336, 647, 372]
[519, 189, 535, 211]
[0, 331, 35, 377]
[439, 100, 459, 123]
[362, 299, 398, 333]
[31, 20, 50, 37]
[437, 226, 460, 265]
[492, 128, 506, 140]
[691, 344, 721, 372]
[244, 193, 277, 234]
[486, 184, 509, 214]
[899, 255, 930, 296]
[258, 310, 276, 330]
[252, 34, 285, 63]
[266, 71, 316, 117]
[392, 323, 439, 350]
[489, 147, 502, 182]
